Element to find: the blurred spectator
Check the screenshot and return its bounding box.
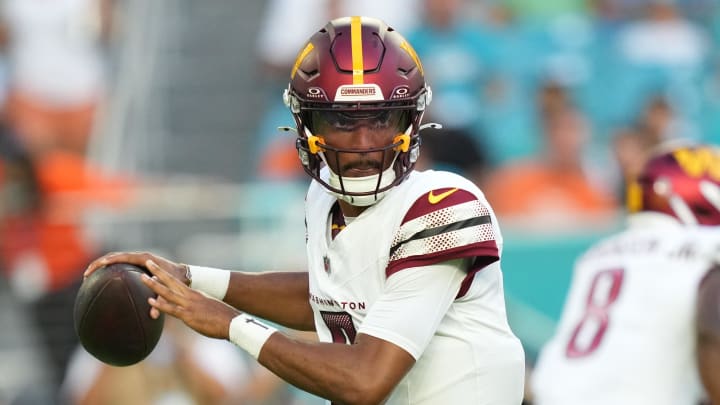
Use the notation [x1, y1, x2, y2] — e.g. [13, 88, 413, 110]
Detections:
[0, 120, 38, 222]
[253, 0, 420, 181]
[62, 318, 300, 405]
[617, 1, 709, 69]
[605, 91, 697, 204]
[609, 124, 655, 200]
[0, 146, 134, 400]
[0, 0, 115, 158]
[475, 4, 598, 166]
[405, 0, 501, 143]
[0, 1, 122, 399]
[256, 0, 420, 78]
[699, 58, 720, 142]
[503, 0, 588, 23]
[482, 98, 618, 231]
[414, 126, 490, 185]
[636, 93, 691, 143]
[537, 79, 573, 117]
[591, 0, 711, 135]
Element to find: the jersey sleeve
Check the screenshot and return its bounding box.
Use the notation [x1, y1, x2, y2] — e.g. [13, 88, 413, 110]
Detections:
[358, 260, 467, 360]
[387, 187, 499, 278]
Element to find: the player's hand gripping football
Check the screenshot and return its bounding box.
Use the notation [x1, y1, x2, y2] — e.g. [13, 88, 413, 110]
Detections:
[85, 252, 241, 339]
[139, 259, 241, 340]
[85, 251, 190, 285]
[85, 251, 191, 320]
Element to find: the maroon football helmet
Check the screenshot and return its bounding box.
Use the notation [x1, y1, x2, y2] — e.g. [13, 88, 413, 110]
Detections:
[627, 144, 720, 225]
[283, 16, 432, 206]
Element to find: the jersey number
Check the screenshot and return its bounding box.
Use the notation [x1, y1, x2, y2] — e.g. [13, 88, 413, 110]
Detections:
[320, 311, 357, 344]
[565, 268, 625, 358]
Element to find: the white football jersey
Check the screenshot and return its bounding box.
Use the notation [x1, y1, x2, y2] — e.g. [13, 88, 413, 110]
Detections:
[532, 213, 720, 405]
[305, 168, 525, 405]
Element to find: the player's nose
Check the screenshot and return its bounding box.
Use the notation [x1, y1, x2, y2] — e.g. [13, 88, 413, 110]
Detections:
[347, 126, 384, 150]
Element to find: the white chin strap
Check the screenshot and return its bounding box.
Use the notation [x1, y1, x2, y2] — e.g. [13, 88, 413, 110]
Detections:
[326, 164, 397, 207]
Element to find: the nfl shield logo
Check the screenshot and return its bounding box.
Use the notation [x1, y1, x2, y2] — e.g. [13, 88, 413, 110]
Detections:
[323, 256, 331, 275]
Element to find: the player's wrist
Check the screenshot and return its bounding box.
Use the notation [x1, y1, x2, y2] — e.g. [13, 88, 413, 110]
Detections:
[186, 265, 231, 300]
[228, 313, 277, 359]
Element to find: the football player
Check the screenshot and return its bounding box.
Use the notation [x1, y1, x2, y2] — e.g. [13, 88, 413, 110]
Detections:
[85, 16, 525, 405]
[531, 143, 720, 404]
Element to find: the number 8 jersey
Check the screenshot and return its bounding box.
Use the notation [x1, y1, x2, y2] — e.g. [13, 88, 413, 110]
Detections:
[305, 168, 526, 405]
[532, 213, 720, 405]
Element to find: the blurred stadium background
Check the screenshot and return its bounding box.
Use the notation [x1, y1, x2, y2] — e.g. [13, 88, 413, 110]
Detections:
[0, 0, 719, 403]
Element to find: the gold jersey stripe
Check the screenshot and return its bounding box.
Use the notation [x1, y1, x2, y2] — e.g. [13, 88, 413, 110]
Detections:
[291, 42, 314, 79]
[350, 16, 364, 84]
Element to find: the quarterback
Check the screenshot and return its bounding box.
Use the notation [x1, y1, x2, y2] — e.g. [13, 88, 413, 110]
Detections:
[532, 144, 720, 404]
[85, 16, 525, 404]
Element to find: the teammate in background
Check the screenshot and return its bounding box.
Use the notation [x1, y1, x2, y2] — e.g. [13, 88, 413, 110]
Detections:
[85, 16, 525, 405]
[531, 143, 720, 404]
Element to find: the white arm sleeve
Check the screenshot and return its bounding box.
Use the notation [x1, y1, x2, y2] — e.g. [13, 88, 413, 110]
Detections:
[357, 259, 467, 360]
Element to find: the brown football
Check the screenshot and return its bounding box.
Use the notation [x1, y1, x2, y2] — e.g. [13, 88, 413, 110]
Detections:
[73, 262, 164, 366]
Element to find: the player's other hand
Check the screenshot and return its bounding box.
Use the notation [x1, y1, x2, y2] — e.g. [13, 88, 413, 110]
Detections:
[84, 251, 191, 286]
[142, 259, 239, 339]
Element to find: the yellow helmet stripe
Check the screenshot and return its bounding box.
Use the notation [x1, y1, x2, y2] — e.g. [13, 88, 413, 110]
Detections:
[350, 16, 364, 84]
[400, 41, 424, 76]
[291, 42, 314, 79]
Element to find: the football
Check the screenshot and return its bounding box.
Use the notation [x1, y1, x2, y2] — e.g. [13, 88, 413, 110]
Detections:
[73, 262, 165, 366]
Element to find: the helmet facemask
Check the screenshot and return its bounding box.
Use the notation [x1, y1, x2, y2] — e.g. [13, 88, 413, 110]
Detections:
[291, 99, 426, 206]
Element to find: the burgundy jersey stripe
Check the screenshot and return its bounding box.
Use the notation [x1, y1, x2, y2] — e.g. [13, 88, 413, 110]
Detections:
[330, 201, 345, 240]
[401, 188, 478, 225]
[386, 239, 499, 277]
[456, 255, 500, 298]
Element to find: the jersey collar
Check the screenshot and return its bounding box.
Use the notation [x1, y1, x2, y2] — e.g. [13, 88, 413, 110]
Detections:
[626, 212, 683, 229]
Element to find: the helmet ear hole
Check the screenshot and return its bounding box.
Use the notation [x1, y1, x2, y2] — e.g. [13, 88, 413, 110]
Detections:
[693, 205, 712, 218]
[409, 144, 420, 164]
[296, 138, 320, 172]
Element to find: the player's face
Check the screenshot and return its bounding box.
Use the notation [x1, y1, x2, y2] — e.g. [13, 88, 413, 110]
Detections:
[310, 109, 407, 177]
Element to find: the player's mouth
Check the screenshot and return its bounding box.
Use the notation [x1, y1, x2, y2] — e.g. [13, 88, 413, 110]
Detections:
[342, 162, 382, 177]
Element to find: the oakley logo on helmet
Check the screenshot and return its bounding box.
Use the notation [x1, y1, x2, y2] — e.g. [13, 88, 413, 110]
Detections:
[390, 86, 410, 100]
[307, 87, 329, 101]
[335, 84, 384, 102]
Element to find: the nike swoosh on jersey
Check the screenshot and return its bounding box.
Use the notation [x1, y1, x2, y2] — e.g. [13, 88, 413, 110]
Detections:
[428, 188, 459, 204]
